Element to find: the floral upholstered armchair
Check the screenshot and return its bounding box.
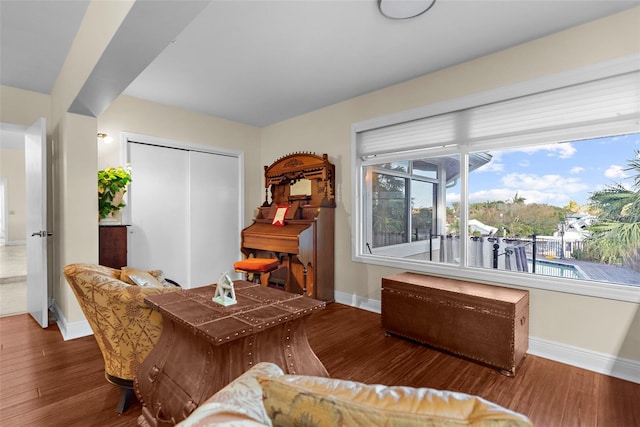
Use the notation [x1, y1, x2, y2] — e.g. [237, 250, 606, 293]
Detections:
[64, 263, 180, 413]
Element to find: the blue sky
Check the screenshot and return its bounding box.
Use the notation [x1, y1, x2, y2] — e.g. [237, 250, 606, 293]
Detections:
[447, 133, 640, 209]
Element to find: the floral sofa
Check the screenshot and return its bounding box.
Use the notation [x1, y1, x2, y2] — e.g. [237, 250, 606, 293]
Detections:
[177, 362, 532, 427]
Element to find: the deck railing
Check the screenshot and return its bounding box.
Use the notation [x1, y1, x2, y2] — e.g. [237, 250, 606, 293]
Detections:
[373, 231, 587, 272]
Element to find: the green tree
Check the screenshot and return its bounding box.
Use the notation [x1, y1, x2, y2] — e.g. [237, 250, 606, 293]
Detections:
[585, 150, 640, 269]
[412, 207, 433, 231]
[563, 200, 582, 214]
[468, 200, 563, 237]
[372, 169, 406, 245]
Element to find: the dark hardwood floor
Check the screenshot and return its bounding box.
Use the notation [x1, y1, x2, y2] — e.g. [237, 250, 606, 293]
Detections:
[1, 304, 639, 426]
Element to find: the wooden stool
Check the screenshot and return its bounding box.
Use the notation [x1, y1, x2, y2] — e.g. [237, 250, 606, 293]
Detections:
[233, 258, 279, 284]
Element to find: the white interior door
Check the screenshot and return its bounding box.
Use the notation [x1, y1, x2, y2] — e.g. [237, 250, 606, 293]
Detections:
[189, 151, 241, 287]
[25, 117, 48, 328]
[128, 143, 190, 285]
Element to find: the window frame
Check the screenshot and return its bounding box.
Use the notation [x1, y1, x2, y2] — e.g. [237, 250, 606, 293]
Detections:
[351, 55, 640, 303]
[373, 162, 439, 231]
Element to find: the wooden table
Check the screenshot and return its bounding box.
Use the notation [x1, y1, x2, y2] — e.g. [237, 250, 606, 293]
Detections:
[135, 281, 328, 426]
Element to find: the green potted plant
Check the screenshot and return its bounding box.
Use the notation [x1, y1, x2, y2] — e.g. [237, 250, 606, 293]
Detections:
[98, 165, 132, 221]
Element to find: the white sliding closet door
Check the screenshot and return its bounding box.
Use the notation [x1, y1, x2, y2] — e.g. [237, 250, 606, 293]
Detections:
[129, 143, 190, 285]
[189, 151, 241, 287]
[128, 140, 242, 288]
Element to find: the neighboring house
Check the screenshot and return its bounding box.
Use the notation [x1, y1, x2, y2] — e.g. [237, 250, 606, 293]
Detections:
[547, 213, 597, 258]
[563, 213, 598, 235]
[469, 219, 498, 236]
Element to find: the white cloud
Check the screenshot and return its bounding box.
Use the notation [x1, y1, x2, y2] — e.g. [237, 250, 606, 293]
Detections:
[501, 173, 589, 193]
[553, 144, 576, 159]
[467, 172, 589, 205]
[516, 143, 576, 159]
[605, 164, 627, 179]
[606, 134, 640, 146]
[475, 161, 504, 173]
[447, 192, 460, 205]
[570, 167, 584, 174]
[468, 188, 572, 205]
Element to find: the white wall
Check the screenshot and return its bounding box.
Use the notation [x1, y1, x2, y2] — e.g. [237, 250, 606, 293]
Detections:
[0, 147, 26, 243]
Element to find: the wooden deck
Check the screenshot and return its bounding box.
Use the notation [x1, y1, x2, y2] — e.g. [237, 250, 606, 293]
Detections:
[543, 257, 640, 285]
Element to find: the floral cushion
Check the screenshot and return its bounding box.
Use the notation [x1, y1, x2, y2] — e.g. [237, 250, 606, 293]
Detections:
[64, 263, 180, 381]
[258, 374, 533, 427]
[120, 266, 173, 288]
[176, 362, 284, 427]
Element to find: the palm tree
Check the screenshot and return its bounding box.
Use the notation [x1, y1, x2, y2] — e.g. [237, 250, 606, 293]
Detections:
[587, 150, 640, 269]
[512, 192, 526, 204]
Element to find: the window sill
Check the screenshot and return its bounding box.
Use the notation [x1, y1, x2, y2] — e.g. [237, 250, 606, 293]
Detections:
[353, 253, 640, 303]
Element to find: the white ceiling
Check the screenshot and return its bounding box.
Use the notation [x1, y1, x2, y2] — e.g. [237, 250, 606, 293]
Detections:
[1, 0, 638, 135]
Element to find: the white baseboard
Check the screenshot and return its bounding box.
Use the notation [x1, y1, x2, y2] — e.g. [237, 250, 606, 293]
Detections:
[333, 291, 639, 384]
[335, 290, 381, 313]
[528, 336, 640, 384]
[51, 301, 93, 341]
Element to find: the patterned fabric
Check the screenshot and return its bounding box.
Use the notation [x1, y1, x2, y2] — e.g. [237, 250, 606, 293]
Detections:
[63, 263, 180, 381]
[176, 362, 531, 427]
[258, 374, 533, 427]
[177, 362, 284, 427]
[120, 266, 167, 288]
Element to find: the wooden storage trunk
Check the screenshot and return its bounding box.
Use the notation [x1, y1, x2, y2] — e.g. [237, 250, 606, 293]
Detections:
[382, 272, 529, 376]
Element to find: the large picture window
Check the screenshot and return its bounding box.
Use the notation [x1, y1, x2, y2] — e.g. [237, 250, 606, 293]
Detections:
[353, 65, 640, 301]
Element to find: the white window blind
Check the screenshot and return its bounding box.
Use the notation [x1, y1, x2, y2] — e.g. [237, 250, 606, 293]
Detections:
[357, 71, 640, 157]
[357, 112, 457, 158]
[469, 71, 640, 146]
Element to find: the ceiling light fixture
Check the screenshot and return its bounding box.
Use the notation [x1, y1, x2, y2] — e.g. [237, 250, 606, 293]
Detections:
[379, 0, 436, 20]
[97, 133, 113, 144]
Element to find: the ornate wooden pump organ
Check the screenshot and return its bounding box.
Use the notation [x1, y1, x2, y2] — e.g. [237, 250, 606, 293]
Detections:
[240, 152, 335, 302]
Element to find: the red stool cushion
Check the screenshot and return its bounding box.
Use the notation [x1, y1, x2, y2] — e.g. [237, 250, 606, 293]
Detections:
[234, 258, 279, 273]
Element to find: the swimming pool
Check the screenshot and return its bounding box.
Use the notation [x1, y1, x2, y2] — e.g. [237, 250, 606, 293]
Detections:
[528, 259, 585, 279]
